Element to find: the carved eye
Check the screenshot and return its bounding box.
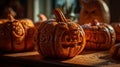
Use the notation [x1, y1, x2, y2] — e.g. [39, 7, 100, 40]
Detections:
[91, 10, 96, 14]
[84, 10, 88, 14]
[65, 35, 70, 42]
[72, 30, 78, 34]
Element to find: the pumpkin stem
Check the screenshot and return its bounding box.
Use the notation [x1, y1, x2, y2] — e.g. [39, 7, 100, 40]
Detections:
[91, 19, 100, 26]
[8, 14, 15, 21]
[53, 8, 67, 22]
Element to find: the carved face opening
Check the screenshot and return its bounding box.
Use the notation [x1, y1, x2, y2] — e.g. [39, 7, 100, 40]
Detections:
[60, 29, 83, 48]
[53, 23, 86, 58]
[111, 23, 120, 43]
[85, 30, 110, 49]
[87, 31, 107, 42]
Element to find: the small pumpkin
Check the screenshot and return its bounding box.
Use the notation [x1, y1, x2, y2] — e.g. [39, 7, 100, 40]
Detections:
[81, 20, 116, 50]
[110, 43, 120, 59]
[36, 8, 86, 59]
[34, 14, 47, 29]
[0, 15, 36, 53]
[111, 23, 120, 43]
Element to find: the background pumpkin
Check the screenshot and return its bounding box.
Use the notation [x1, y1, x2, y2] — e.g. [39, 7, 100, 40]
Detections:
[0, 15, 36, 53]
[78, 0, 110, 25]
[111, 23, 120, 43]
[34, 14, 47, 30]
[36, 8, 86, 59]
[81, 20, 116, 50]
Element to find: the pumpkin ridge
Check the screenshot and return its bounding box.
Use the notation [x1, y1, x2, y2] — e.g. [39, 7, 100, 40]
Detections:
[106, 24, 116, 46]
[53, 24, 59, 58]
[19, 22, 26, 51]
[37, 29, 43, 56]
[24, 27, 27, 51]
[37, 22, 47, 56]
[38, 21, 57, 57]
[101, 24, 115, 49]
[45, 22, 57, 57]
[76, 24, 86, 55]
[10, 23, 14, 52]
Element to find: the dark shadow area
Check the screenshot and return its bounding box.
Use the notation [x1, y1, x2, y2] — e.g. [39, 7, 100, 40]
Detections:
[0, 56, 92, 67]
[80, 50, 108, 55]
[0, 0, 27, 19]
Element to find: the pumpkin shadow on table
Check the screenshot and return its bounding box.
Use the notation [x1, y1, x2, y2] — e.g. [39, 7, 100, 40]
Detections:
[42, 56, 74, 61]
[80, 49, 106, 55]
[78, 49, 120, 66]
[95, 55, 120, 66]
[42, 56, 92, 67]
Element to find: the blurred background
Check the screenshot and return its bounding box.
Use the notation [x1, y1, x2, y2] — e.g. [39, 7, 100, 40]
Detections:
[0, 0, 119, 23]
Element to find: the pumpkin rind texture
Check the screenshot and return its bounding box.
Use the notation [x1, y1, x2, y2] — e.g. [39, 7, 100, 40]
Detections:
[19, 19, 37, 51]
[81, 20, 116, 50]
[111, 23, 120, 43]
[0, 16, 36, 52]
[36, 9, 86, 59]
[0, 20, 25, 52]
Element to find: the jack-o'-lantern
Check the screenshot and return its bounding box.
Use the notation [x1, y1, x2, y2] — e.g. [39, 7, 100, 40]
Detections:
[111, 23, 120, 43]
[37, 8, 86, 59]
[0, 15, 36, 53]
[110, 43, 120, 59]
[81, 20, 116, 50]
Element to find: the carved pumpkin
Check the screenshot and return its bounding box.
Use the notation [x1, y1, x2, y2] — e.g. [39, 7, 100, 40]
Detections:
[78, 0, 110, 25]
[81, 20, 116, 50]
[37, 8, 86, 59]
[110, 43, 120, 59]
[0, 15, 36, 53]
[111, 23, 120, 43]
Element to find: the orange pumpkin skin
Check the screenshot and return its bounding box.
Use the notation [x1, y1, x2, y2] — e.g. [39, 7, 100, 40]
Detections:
[19, 19, 37, 51]
[110, 43, 120, 59]
[111, 23, 120, 43]
[37, 9, 86, 59]
[0, 16, 36, 52]
[0, 19, 8, 23]
[81, 20, 116, 50]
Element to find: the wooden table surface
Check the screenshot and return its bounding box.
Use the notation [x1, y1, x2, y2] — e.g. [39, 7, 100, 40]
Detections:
[0, 50, 120, 67]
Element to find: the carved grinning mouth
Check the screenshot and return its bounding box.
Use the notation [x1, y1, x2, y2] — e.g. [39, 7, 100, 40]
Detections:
[60, 30, 83, 48]
[86, 34, 107, 44]
[85, 31, 109, 49]
[61, 42, 82, 48]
